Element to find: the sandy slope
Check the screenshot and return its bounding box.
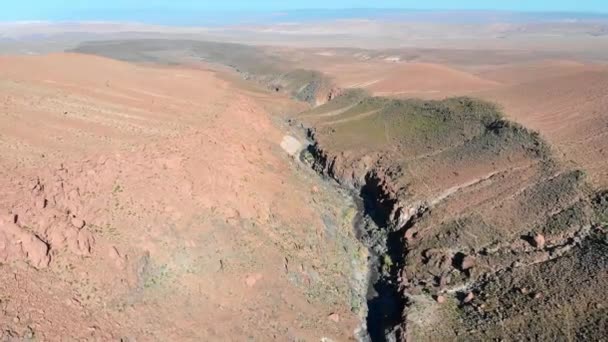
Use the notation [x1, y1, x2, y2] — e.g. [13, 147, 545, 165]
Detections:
[361, 62, 500, 97]
[478, 63, 608, 187]
[475, 59, 590, 84]
[0, 53, 364, 340]
[304, 59, 500, 99]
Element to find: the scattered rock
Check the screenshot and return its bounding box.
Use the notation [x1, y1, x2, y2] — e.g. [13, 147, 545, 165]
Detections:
[461, 255, 476, 271]
[533, 292, 543, 299]
[0, 218, 50, 269]
[326, 87, 342, 102]
[533, 234, 546, 249]
[1, 329, 17, 339]
[24, 327, 34, 339]
[108, 246, 126, 269]
[328, 313, 340, 323]
[404, 229, 416, 243]
[245, 274, 262, 287]
[463, 292, 475, 304]
[511, 260, 523, 268]
[77, 229, 94, 255]
[436, 295, 446, 304]
[398, 268, 409, 285]
[71, 217, 85, 229]
[35, 198, 47, 209]
[66, 228, 94, 256]
[439, 275, 450, 288]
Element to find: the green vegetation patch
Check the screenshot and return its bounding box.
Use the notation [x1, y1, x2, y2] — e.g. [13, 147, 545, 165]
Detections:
[542, 200, 592, 235]
[592, 190, 608, 224]
[517, 170, 586, 220]
[424, 215, 500, 251]
[304, 95, 551, 161]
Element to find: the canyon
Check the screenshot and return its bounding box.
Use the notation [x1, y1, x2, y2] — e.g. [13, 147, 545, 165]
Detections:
[1, 12, 608, 341]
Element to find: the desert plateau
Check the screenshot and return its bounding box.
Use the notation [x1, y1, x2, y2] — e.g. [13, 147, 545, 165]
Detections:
[0, 3, 607, 342]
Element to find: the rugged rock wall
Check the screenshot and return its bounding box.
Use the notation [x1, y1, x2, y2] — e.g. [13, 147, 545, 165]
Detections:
[305, 139, 426, 341]
[299, 94, 608, 341]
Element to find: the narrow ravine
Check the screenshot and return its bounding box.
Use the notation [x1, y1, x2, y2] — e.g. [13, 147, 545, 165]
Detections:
[302, 142, 423, 342]
[357, 177, 407, 342]
[288, 87, 608, 341]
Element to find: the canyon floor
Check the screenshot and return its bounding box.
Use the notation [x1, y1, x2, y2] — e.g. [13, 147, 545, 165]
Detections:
[1, 19, 608, 341]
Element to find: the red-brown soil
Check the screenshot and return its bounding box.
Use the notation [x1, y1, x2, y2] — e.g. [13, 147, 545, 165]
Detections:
[479, 63, 608, 187]
[0, 53, 364, 341]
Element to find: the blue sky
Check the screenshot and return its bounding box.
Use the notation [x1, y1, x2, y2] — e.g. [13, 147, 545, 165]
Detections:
[2, 1, 608, 23]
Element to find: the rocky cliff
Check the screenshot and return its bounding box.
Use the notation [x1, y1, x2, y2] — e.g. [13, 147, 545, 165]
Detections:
[296, 93, 608, 341]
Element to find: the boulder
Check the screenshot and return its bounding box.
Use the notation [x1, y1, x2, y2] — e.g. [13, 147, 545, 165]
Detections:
[533, 234, 546, 249]
[461, 255, 476, 270]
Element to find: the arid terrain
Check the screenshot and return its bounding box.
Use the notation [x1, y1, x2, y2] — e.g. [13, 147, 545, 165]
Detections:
[0, 53, 367, 340]
[1, 10, 608, 342]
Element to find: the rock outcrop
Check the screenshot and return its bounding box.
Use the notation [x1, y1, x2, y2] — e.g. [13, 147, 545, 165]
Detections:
[296, 93, 608, 341]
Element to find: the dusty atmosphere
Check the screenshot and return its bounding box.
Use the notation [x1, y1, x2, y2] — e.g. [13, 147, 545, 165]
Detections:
[1, 7, 608, 342]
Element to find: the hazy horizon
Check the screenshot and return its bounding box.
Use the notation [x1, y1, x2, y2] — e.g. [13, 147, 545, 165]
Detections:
[1, 8, 608, 28]
[2, 1, 608, 26]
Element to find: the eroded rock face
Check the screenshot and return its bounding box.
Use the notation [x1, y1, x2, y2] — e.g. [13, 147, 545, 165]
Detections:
[462, 292, 475, 304]
[308, 143, 422, 231]
[0, 217, 50, 269]
[326, 87, 343, 103]
[534, 234, 546, 249]
[309, 145, 378, 189]
[0, 165, 101, 270]
[461, 255, 476, 271]
[297, 93, 608, 341]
